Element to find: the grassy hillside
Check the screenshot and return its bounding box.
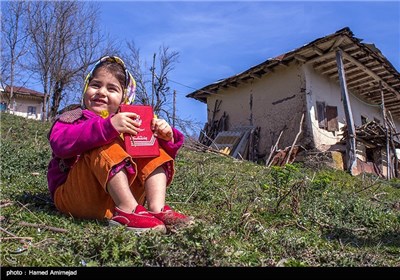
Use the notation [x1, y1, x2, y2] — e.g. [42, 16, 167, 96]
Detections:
[0, 112, 399, 267]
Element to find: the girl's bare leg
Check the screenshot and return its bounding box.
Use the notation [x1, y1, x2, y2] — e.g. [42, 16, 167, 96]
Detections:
[107, 168, 138, 212]
[144, 166, 167, 213]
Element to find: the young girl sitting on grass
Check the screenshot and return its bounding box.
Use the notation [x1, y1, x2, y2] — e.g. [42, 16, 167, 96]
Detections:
[47, 56, 192, 233]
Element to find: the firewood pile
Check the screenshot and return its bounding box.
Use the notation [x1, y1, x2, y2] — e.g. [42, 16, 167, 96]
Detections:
[341, 120, 400, 149]
[341, 118, 399, 178]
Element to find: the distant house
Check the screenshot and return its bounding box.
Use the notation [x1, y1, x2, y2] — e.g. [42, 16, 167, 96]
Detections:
[0, 86, 44, 120]
[187, 27, 400, 178]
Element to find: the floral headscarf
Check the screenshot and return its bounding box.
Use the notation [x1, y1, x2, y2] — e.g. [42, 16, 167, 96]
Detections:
[82, 56, 136, 107]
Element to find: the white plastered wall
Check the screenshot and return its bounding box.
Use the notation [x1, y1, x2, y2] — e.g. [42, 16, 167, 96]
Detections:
[206, 63, 306, 156]
[11, 97, 42, 120]
[303, 63, 346, 152]
[303, 63, 400, 175]
[204, 61, 399, 169]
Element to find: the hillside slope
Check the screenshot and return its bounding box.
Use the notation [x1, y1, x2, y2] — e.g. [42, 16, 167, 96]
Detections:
[0, 112, 399, 267]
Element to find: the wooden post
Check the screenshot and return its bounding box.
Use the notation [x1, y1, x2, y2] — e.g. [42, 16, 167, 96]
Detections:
[173, 90, 176, 127]
[266, 129, 284, 167]
[151, 53, 156, 107]
[387, 111, 399, 178]
[336, 49, 357, 174]
[285, 113, 304, 165]
[380, 81, 391, 179]
[249, 93, 253, 126]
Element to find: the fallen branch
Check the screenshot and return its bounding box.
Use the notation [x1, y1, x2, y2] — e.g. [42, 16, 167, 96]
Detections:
[285, 113, 304, 164]
[266, 129, 284, 167]
[1, 236, 33, 242]
[370, 192, 388, 203]
[0, 226, 19, 237]
[18, 221, 68, 233]
[184, 140, 232, 158]
[355, 176, 380, 194]
[0, 200, 13, 208]
[0, 227, 33, 242]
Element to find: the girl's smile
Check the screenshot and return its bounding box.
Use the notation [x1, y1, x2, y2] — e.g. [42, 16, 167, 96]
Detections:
[83, 68, 124, 115]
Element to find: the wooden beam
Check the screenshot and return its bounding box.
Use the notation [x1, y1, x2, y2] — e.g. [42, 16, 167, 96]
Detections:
[336, 49, 357, 175]
[313, 46, 324, 56]
[380, 81, 391, 179]
[327, 65, 360, 79]
[321, 65, 337, 75]
[370, 65, 385, 71]
[340, 48, 400, 101]
[329, 36, 345, 52]
[346, 76, 374, 87]
[249, 73, 262, 79]
[314, 59, 336, 70]
[294, 54, 307, 63]
[306, 52, 335, 65]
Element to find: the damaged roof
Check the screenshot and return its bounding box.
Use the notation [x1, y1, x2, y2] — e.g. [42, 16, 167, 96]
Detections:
[186, 27, 400, 120]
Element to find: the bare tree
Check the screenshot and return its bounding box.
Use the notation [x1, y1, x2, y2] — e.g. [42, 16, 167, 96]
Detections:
[25, 1, 54, 121]
[125, 42, 179, 121]
[124, 42, 204, 136]
[25, 1, 107, 121]
[153, 45, 179, 118]
[1, 0, 29, 109]
[125, 41, 151, 105]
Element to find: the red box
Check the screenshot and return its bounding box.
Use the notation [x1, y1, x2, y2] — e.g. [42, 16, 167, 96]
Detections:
[119, 104, 160, 158]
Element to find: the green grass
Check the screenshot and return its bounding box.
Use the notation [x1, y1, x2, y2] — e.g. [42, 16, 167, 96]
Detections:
[1, 112, 399, 267]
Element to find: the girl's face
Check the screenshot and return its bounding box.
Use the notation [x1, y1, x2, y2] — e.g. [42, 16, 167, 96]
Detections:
[83, 68, 124, 115]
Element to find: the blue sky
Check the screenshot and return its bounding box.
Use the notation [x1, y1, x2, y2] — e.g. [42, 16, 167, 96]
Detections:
[98, 0, 399, 132]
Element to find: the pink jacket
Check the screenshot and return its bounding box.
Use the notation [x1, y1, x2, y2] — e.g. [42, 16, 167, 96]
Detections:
[47, 108, 184, 199]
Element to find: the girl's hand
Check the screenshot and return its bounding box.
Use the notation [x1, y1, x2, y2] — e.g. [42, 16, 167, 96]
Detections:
[151, 118, 173, 142]
[110, 112, 143, 135]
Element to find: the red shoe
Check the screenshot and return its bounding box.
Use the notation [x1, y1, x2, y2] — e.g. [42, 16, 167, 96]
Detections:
[150, 205, 194, 228]
[109, 205, 166, 233]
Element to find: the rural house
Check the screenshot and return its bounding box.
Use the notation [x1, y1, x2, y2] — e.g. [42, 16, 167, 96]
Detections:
[0, 86, 44, 121]
[187, 27, 400, 179]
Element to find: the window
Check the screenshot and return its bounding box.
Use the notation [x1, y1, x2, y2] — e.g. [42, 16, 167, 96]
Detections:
[316, 101, 339, 131]
[326, 106, 338, 132]
[366, 147, 381, 165]
[365, 148, 374, 162]
[28, 106, 36, 116]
